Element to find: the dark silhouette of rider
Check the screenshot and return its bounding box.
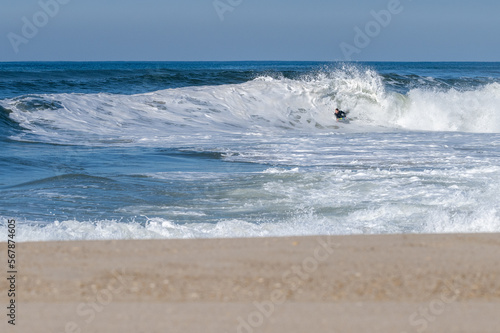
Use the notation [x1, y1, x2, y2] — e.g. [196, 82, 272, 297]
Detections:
[334, 108, 347, 119]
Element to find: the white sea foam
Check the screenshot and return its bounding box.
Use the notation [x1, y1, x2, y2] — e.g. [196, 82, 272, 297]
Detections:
[3, 65, 500, 242]
[3, 66, 500, 148]
[6, 162, 500, 242]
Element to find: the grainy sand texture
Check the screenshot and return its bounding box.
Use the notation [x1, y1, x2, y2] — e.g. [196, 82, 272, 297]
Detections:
[1, 233, 500, 332]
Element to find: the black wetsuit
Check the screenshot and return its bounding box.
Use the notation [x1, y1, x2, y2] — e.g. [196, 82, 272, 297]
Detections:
[335, 110, 347, 119]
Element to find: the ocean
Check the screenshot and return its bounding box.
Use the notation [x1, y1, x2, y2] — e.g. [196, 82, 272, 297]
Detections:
[1, 61, 500, 242]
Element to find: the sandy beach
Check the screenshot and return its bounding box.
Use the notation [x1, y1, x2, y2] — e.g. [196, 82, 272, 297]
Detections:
[1, 233, 500, 332]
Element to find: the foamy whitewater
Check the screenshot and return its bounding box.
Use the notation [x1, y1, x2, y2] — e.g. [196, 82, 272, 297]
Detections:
[1, 62, 500, 241]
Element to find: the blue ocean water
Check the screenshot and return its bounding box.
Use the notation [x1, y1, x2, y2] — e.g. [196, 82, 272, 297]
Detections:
[1, 61, 500, 241]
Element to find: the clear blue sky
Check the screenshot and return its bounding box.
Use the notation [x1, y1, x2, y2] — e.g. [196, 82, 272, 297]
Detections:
[1, 0, 499, 62]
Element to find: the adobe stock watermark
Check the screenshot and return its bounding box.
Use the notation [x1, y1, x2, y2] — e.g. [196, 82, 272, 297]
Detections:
[57, 269, 132, 333]
[236, 236, 339, 333]
[213, 0, 243, 21]
[7, 0, 72, 54]
[401, 280, 460, 333]
[339, 0, 412, 60]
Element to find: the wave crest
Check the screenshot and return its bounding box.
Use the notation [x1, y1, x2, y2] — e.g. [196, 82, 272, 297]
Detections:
[2, 65, 500, 145]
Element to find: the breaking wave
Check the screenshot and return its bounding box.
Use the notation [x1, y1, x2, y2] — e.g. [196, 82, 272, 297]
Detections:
[1, 65, 500, 147]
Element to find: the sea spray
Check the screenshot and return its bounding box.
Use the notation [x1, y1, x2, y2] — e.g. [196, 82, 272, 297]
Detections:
[2, 62, 500, 242]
